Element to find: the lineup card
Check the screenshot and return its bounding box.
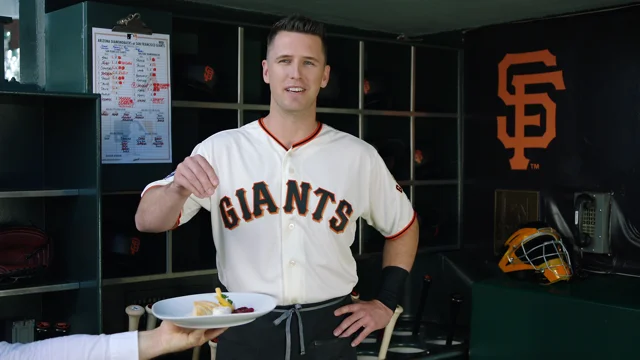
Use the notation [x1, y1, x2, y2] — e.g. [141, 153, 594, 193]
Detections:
[91, 28, 172, 164]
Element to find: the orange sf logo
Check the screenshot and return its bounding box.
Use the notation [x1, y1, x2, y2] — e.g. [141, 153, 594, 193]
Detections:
[204, 66, 215, 82]
[497, 50, 566, 170]
[130, 237, 140, 255]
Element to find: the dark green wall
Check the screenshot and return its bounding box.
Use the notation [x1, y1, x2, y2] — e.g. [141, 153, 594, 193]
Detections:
[462, 5, 640, 264]
[463, 5, 640, 359]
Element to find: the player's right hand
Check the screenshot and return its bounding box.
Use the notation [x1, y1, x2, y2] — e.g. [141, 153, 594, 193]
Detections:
[170, 155, 219, 198]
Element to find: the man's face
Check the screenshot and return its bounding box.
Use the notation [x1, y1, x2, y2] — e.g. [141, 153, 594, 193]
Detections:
[262, 31, 330, 113]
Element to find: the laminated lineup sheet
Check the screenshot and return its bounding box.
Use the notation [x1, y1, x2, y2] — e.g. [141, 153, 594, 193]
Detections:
[92, 28, 172, 164]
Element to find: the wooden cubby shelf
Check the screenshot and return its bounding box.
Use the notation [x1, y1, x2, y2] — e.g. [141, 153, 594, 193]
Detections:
[0, 88, 101, 335]
[0, 189, 82, 198]
[0, 282, 80, 298]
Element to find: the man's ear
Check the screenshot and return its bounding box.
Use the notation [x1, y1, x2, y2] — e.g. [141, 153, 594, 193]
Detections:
[321, 65, 331, 88]
[262, 59, 269, 84]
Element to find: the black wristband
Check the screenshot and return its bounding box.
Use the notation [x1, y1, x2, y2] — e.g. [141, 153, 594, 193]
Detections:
[376, 266, 409, 311]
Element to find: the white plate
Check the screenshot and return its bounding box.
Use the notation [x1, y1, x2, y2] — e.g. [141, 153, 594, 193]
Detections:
[152, 292, 277, 329]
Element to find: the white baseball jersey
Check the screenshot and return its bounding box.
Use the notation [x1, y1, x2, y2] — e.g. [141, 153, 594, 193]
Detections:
[142, 118, 416, 305]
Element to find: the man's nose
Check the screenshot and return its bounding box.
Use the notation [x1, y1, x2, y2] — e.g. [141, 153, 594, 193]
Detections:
[289, 61, 302, 78]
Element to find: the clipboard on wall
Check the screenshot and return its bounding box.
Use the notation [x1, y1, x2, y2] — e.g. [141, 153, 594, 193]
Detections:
[92, 13, 173, 165]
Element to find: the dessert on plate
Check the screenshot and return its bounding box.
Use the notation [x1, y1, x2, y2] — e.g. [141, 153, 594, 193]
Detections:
[192, 287, 254, 316]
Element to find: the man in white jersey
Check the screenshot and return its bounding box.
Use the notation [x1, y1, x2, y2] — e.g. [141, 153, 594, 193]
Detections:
[135, 14, 419, 360]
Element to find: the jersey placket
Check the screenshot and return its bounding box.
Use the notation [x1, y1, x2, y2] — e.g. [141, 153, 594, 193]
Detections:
[281, 148, 304, 305]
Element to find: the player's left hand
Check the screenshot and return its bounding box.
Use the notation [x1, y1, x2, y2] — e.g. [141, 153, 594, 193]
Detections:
[333, 300, 393, 347]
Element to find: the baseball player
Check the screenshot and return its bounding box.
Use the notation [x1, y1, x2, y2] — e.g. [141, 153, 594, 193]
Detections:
[135, 14, 419, 360]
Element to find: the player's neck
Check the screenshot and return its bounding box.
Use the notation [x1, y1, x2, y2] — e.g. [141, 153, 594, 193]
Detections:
[263, 108, 318, 149]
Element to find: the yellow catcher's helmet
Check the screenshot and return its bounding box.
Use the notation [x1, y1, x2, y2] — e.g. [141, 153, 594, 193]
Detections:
[498, 224, 573, 285]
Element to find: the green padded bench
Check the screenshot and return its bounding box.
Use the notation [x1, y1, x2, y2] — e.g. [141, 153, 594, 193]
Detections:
[469, 272, 640, 360]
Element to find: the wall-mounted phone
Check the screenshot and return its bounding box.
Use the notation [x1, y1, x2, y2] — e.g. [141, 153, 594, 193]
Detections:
[573, 192, 613, 254]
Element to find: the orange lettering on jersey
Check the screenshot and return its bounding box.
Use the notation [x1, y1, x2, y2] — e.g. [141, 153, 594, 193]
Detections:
[283, 180, 311, 216]
[312, 188, 336, 223]
[330, 200, 353, 234]
[252, 181, 279, 218]
[235, 188, 254, 221]
[219, 196, 240, 230]
[218, 181, 352, 233]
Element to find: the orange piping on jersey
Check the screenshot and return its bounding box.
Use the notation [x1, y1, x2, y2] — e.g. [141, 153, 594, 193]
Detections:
[385, 211, 418, 240]
[171, 211, 182, 230]
[140, 184, 162, 198]
[258, 118, 323, 151]
[140, 184, 182, 230]
[293, 122, 323, 148]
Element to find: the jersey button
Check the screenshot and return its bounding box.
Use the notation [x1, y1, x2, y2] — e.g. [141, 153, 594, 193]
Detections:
[288, 223, 295, 230]
[289, 260, 296, 266]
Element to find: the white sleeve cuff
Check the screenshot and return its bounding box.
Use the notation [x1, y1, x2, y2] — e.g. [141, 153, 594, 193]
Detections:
[109, 331, 139, 360]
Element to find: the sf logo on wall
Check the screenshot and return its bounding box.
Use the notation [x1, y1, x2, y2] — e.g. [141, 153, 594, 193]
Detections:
[497, 50, 566, 170]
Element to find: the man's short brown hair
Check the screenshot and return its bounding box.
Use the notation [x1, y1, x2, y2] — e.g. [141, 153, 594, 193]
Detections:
[266, 14, 328, 62]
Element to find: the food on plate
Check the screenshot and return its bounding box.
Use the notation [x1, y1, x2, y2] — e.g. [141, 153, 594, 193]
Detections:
[215, 287, 256, 313]
[215, 287, 234, 309]
[192, 288, 255, 316]
[192, 300, 231, 316]
[233, 306, 255, 313]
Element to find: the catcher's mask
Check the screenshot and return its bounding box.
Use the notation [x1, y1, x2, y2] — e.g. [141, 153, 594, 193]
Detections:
[498, 224, 573, 285]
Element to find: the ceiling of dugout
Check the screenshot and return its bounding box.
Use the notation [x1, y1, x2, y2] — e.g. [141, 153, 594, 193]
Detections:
[181, 0, 639, 36]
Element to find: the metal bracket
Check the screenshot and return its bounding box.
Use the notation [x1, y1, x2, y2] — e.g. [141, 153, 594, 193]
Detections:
[112, 13, 153, 35]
